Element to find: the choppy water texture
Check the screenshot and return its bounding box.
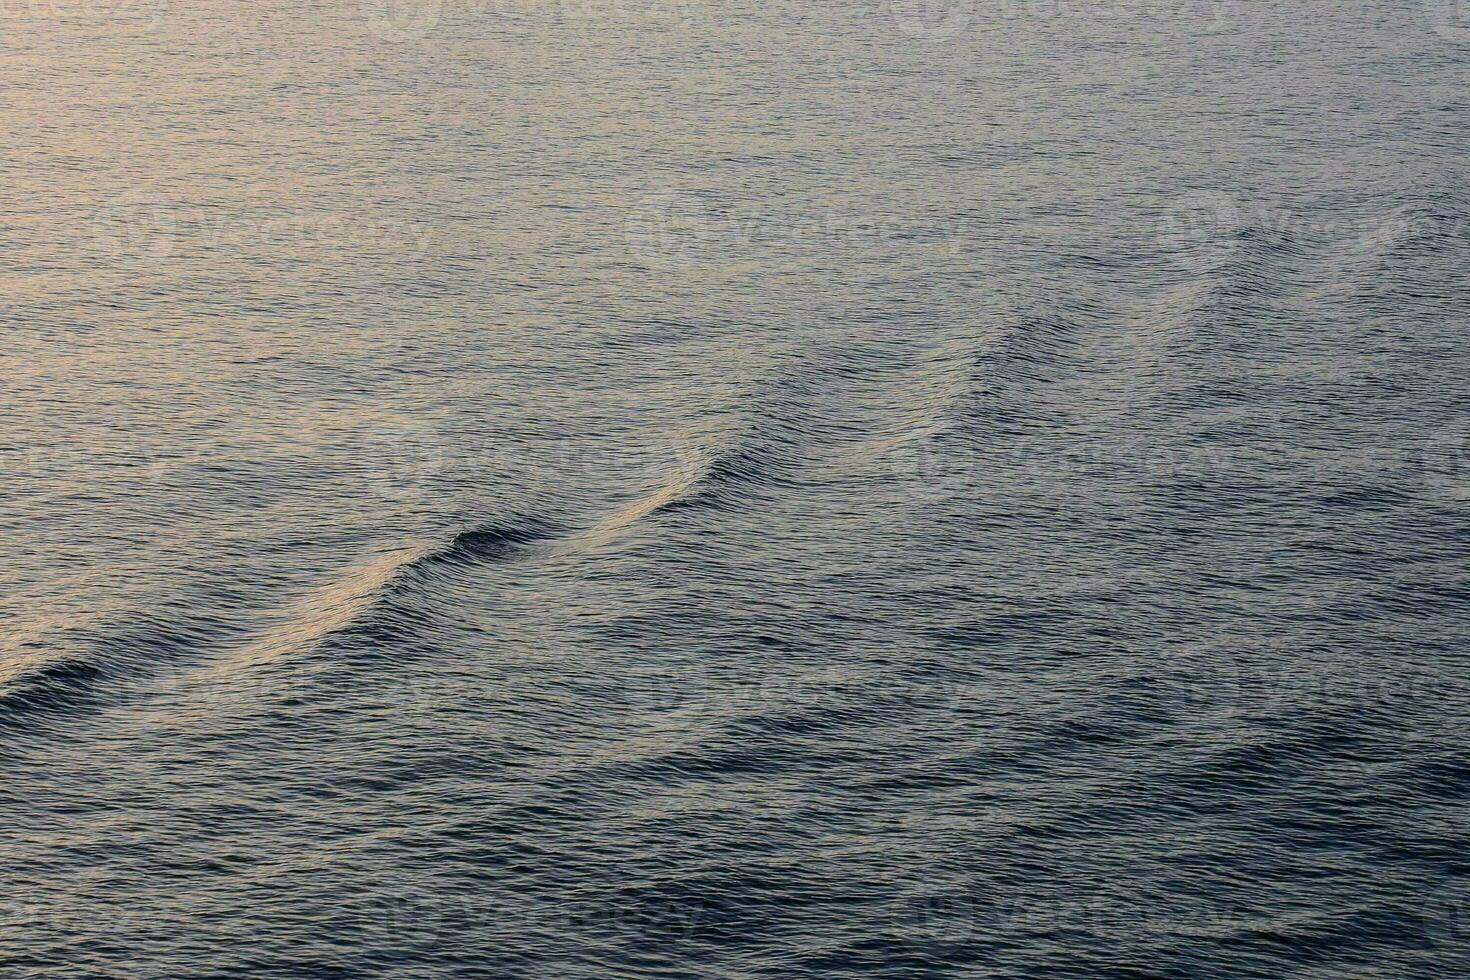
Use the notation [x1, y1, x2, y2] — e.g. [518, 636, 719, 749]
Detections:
[4, 1, 1470, 976]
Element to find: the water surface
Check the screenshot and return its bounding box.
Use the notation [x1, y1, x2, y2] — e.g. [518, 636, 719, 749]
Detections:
[3, 1, 1469, 976]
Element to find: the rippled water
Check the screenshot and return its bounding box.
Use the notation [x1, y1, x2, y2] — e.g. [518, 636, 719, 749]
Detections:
[4, 1, 1469, 976]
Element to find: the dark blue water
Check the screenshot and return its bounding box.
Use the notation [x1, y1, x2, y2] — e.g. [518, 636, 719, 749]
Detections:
[3, 1, 1468, 976]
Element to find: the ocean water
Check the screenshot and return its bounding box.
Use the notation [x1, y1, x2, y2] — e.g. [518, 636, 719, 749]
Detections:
[3, 0, 1469, 976]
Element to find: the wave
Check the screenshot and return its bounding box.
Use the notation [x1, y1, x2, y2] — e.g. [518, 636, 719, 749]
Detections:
[0, 327, 994, 734]
[0, 656, 108, 730]
[0, 615, 224, 735]
[0, 471, 722, 732]
[415, 517, 564, 570]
